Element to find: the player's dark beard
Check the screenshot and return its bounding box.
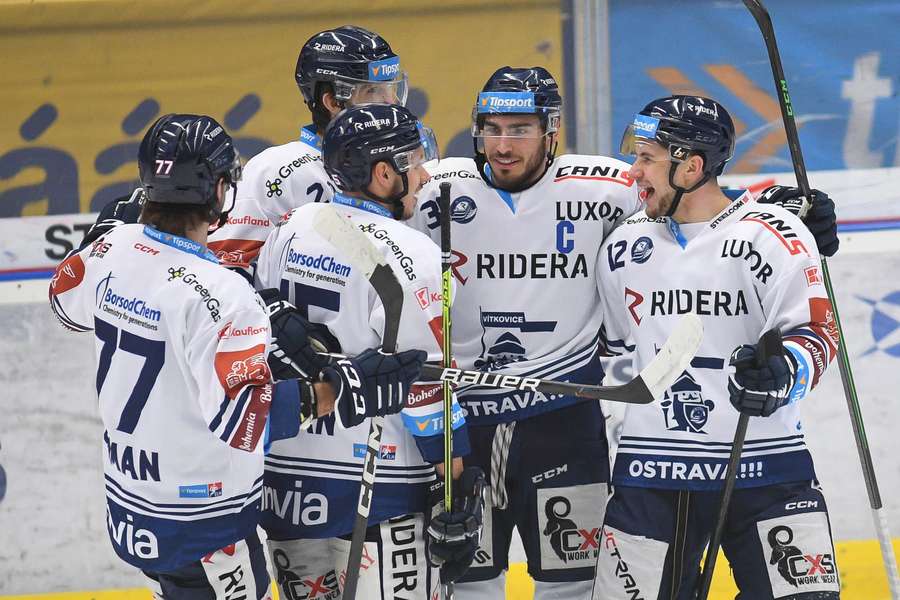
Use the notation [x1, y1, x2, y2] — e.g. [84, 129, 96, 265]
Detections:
[645, 187, 675, 219]
[488, 144, 548, 192]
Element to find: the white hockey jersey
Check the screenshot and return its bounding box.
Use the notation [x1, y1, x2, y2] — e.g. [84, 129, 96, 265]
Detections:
[49, 224, 296, 572]
[255, 195, 467, 540]
[597, 191, 838, 491]
[208, 125, 335, 271]
[411, 155, 642, 424]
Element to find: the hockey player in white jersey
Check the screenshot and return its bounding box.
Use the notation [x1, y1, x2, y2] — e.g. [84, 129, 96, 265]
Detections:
[49, 114, 426, 599]
[591, 96, 840, 599]
[208, 25, 408, 272]
[411, 66, 642, 600]
[255, 103, 486, 599]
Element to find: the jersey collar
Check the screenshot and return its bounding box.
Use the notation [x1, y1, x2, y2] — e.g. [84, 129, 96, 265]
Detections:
[299, 124, 322, 151]
[665, 189, 753, 249]
[142, 225, 219, 263]
[331, 192, 394, 218]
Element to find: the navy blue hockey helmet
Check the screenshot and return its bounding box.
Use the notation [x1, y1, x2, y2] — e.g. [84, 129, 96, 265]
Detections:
[472, 66, 562, 136]
[620, 95, 735, 216]
[323, 103, 437, 216]
[296, 26, 407, 113]
[138, 114, 242, 225]
[621, 95, 735, 178]
[472, 66, 562, 191]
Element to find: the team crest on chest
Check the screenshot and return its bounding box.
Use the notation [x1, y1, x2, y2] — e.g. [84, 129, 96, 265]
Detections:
[450, 196, 478, 224]
[630, 236, 653, 263]
[660, 371, 714, 434]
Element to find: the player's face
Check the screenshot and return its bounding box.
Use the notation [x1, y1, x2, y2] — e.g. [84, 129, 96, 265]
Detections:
[350, 81, 402, 105]
[400, 164, 430, 219]
[396, 146, 431, 220]
[481, 115, 550, 190]
[628, 142, 679, 218]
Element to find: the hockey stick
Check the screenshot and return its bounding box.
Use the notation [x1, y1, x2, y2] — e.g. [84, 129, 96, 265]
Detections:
[438, 182, 455, 600]
[743, 1, 900, 594]
[696, 327, 781, 600]
[313, 206, 403, 600]
[420, 312, 703, 404]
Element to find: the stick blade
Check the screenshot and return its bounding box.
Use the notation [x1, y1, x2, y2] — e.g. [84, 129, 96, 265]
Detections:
[312, 206, 404, 350]
[313, 206, 384, 278]
[639, 313, 704, 400]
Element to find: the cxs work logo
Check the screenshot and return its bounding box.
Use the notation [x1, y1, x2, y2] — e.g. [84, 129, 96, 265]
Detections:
[758, 512, 839, 595]
[858, 290, 900, 358]
[537, 484, 604, 569]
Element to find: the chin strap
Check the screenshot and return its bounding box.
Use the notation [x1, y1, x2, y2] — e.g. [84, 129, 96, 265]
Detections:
[207, 183, 237, 234]
[664, 161, 712, 218]
[364, 171, 408, 220]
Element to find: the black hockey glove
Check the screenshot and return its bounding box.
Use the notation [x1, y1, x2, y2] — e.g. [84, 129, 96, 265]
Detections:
[426, 466, 486, 584]
[728, 341, 796, 417]
[321, 347, 426, 429]
[757, 185, 838, 257]
[80, 188, 145, 250]
[257, 288, 341, 380]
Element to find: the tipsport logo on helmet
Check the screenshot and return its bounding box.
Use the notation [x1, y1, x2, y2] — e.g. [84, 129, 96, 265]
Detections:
[477, 92, 537, 114]
[368, 56, 401, 81]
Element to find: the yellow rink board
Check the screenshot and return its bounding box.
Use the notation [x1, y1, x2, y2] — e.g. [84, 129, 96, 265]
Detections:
[3, 539, 899, 600]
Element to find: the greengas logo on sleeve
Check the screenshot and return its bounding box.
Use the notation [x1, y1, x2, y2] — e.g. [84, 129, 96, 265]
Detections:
[477, 92, 536, 113]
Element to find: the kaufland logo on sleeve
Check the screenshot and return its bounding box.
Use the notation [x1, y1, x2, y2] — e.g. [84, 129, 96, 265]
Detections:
[477, 92, 536, 114]
[632, 114, 660, 137]
[368, 56, 401, 80]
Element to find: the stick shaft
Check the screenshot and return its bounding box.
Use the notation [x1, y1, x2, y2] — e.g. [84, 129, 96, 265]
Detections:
[743, 1, 899, 593]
